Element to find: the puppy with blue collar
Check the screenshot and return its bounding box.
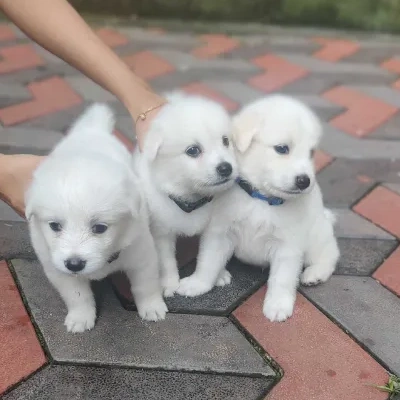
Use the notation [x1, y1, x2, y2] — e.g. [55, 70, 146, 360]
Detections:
[177, 95, 339, 322]
[133, 93, 238, 297]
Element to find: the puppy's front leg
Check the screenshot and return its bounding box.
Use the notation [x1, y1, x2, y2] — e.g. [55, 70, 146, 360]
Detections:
[301, 218, 339, 286]
[122, 230, 168, 321]
[263, 246, 303, 322]
[154, 233, 180, 297]
[177, 231, 234, 297]
[44, 266, 96, 333]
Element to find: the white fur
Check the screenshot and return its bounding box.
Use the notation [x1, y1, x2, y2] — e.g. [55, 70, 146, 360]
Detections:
[25, 103, 167, 332]
[177, 95, 340, 322]
[133, 94, 238, 296]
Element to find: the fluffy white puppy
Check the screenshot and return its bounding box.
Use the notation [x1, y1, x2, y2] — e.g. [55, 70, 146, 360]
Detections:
[25, 103, 167, 333]
[178, 95, 340, 322]
[133, 94, 238, 297]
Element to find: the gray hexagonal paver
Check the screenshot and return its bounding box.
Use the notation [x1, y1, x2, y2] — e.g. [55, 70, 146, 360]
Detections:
[3, 364, 274, 400]
[302, 276, 400, 375]
[11, 259, 275, 378]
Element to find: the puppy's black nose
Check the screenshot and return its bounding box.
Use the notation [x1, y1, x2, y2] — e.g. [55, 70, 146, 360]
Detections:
[216, 162, 233, 178]
[295, 174, 310, 190]
[65, 257, 86, 272]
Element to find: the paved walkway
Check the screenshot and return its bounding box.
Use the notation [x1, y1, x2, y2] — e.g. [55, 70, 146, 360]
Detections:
[0, 22, 400, 400]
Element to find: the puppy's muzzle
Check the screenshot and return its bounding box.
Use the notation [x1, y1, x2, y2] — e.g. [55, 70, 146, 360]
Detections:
[65, 257, 86, 272]
[216, 162, 233, 178]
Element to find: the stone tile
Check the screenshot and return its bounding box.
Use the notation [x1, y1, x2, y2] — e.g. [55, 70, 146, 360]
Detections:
[320, 124, 400, 159]
[373, 245, 400, 296]
[96, 28, 129, 48]
[0, 25, 17, 42]
[370, 112, 400, 140]
[248, 54, 309, 93]
[335, 238, 397, 276]
[117, 258, 268, 315]
[182, 82, 239, 111]
[0, 221, 34, 260]
[0, 82, 31, 99]
[349, 85, 400, 108]
[0, 127, 62, 155]
[11, 260, 275, 377]
[323, 86, 398, 137]
[0, 260, 46, 394]
[3, 364, 273, 400]
[234, 288, 388, 400]
[154, 50, 257, 73]
[312, 38, 360, 62]
[318, 159, 377, 208]
[384, 183, 400, 195]
[0, 77, 82, 126]
[123, 51, 175, 81]
[302, 276, 400, 375]
[333, 209, 394, 240]
[280, 53, 393, 77]
[192, 34, 240, 59]
[202, 80, 264, 106]
[226, 40, 320, 61]
[0, 67, 61, 86]
[64, 76, 117, 102]
[0, 44, 44, 75]
[346, 46, 400, 64]
[314, 149, 333, 172]
[19, 103, 90, 133]
[115, 115, 136, 142]
[354, 186, 400, 238]
[0, 202, 24, 223]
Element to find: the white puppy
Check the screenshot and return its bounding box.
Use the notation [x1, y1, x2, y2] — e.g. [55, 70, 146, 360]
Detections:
[178, 95, 340, 322]
[133, 94, 238, 297]
[25, 103, 167, 333]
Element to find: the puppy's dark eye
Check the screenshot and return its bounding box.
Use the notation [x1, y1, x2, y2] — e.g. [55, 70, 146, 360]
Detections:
[49, 222, 62, 232]
[310, 149, 315, 159]
[222, 136, 229, 147]
[185, 145, 202, 158]
[92, 224, 108, 234]
[274, 144, 289, 155]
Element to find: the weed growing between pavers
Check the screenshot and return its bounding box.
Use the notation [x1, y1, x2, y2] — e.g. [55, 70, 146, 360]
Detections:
[372, 373, 400, 399]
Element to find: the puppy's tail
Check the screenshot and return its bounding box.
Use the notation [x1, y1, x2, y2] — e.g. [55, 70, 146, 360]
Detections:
[68, 103, 115, 137]
[324, 208, 337, 226]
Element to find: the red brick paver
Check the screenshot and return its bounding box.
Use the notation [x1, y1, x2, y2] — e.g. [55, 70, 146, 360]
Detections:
[182, 82, 239, 112]
[353, 185, 400, 238]
[192, 34, 240, 59]
[0, 260, 46, 394]
[123, 50, 175, 80]
[0, 44, 44, 75]
[96, 28, 129, 47]
[373, 246, 400, 296]
[0, 25, 16, 42]
[313, 38, 360, 62]
[314, 150, 333, 172]
[234, 288, 388, 400]
[249, 54, 309, 93]
[323, 86, 398, 137]
[381, 57, 400, 89]
[0, 77, 82, 126]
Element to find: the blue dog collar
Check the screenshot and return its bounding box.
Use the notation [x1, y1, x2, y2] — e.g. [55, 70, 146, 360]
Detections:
[236, 177, 285, 206]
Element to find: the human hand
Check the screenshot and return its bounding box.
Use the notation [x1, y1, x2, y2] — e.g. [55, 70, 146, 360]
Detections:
[0, 154, 44, 218]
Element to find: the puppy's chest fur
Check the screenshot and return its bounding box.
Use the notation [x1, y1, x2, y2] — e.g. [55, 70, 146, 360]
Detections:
[149, 194, 211, 236]
[217, 188, 314, 266]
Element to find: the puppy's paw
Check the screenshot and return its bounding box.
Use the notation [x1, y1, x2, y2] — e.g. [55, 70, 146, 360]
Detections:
[161, 275, 180, 298]
[137, 297, 168, 322]
[177, 276, 213, 297]
[263, 294, 294, 322]
[64, 306, 96, 333]
[215, 269, 232, 287]
[301, 265, 334, 286]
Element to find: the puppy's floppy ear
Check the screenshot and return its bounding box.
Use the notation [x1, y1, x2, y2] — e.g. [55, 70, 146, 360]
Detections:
[232, 111, 260, 153]
[142, 134, 163, 162]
